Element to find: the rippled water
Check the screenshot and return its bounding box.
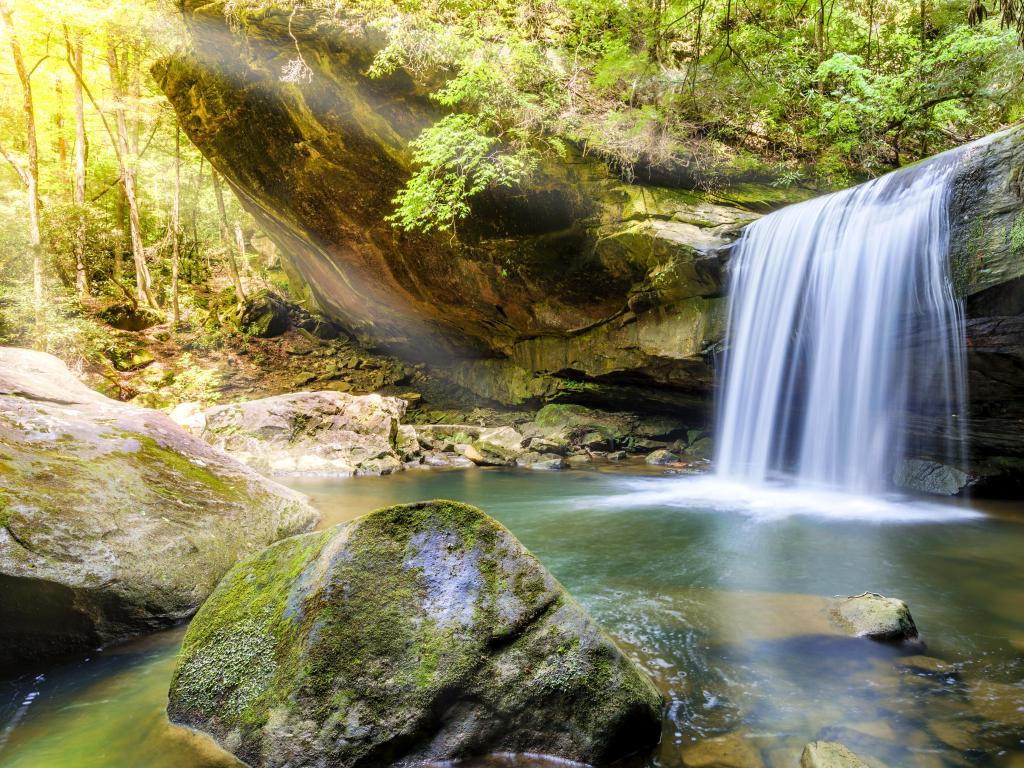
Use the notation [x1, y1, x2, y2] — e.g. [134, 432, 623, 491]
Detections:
[2, 467, 1022, 767]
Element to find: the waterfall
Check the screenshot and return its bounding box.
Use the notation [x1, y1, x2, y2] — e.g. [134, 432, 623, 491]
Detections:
[715, 153, 968, 494]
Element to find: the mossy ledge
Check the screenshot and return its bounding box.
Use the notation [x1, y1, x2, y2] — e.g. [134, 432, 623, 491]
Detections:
[169, 500, 663, 767]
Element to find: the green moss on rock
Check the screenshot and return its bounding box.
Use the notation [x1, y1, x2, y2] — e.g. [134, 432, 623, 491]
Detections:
[169, 500, 662, 767]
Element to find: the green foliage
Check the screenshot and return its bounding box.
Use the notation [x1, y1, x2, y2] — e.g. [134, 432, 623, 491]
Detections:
[273, 0, 1024, 229]
[388, 114, 537, 232]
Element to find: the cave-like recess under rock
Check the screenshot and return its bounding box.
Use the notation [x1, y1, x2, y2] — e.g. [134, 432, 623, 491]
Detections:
[156, 1, 1024, 492]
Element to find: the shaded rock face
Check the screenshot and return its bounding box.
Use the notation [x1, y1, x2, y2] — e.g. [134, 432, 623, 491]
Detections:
[168, 500, 663, 767]
[155, 1, 775, 418]
[173, 391, 409, 476]
[0, 348, 318, 670]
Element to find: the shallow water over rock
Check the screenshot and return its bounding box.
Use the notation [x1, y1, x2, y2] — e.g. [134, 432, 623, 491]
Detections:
[1, 467, 1022, 767]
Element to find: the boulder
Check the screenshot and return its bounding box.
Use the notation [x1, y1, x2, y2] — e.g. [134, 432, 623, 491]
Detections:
[97, 302, 163, 331]
[799, 741, 872, 768]
[828, 593, 919, 642]
[168, 501, 663, 766]
[235, 289, 290, 338]
[892, 459, 971, 496]
[465, 426, 527, 466]
[0, 347, 318, 669]
[174, 391, 408, 476]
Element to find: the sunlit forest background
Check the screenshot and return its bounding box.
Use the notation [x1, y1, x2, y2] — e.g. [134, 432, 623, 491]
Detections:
[1, 0, 1022, 403]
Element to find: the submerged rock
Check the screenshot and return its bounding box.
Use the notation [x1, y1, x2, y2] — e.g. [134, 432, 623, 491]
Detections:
[828, 593, 919, 642]
[800, 741, 872, 768]
[0, 348, 318, 669]
[681, 733, 764, 767]
[646, 449, 682, 465]
[168, 500, 663, 766]
[174, 391, 409, 476]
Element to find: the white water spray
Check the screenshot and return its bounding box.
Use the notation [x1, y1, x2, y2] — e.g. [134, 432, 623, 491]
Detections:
[715, 153, 968, 494]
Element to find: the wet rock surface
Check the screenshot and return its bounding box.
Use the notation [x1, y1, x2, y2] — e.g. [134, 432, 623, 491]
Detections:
[168, 500, 663, 767]
[799, 741, 872, 768]
[0, 348, 318, 670]
[828, 593, 919, 643]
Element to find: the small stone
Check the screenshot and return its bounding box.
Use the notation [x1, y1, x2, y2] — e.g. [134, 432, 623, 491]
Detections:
[399, 391, 422, 407]
[608, 450, 627, 461]
[579, 431, 611, 450]
[684, 436, 714, 460]
[800, 741, 873, 768]
[646, 449, 681, 465]
[527, 436, 568, 455]
[828, 593, 919, 642]
[515, 452, 567, 470]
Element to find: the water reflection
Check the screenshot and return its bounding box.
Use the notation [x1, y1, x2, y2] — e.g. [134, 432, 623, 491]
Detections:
[1, 468, 1022, 767]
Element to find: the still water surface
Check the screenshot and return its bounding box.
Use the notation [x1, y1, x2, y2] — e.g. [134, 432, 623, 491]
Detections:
[2, 467, 1022, 767]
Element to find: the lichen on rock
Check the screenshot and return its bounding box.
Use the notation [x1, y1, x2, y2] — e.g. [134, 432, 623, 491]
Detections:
[169, 500, 663, 767]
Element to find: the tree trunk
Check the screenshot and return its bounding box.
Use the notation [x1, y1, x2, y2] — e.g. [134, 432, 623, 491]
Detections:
[816, 0, 826, 63]
[70, 34, 89, 297]
[106, 38, 157, 308]
[0, 1, 43, 313]
[212, 171, 246, 301]
[171, 126, 181, 324]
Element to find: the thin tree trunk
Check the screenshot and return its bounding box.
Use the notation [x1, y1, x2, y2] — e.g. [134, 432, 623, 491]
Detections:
[212, 171, 246, 301]
[171, 126, 181, 324]
[70, 34, 89, 297]
[866, 0, 875, 66]
[114, 187, 125, 284]
[0, 1, 43, 313]
[816, 0, 826, 62]
[106, 38, 157, 308]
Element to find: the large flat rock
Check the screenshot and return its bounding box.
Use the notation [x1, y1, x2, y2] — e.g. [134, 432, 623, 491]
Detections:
[0, 348, 318, 669]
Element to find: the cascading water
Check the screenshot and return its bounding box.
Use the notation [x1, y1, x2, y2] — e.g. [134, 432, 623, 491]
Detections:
[715, 152, 968, 495]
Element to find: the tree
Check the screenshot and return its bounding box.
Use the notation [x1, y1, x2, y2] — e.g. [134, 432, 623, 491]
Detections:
[0, 0, 43, 312]
[212, 170, 246, 301]
[68, 30, 89, 296]
[170, 124, 180, 323]
[106, 35, 156, 308]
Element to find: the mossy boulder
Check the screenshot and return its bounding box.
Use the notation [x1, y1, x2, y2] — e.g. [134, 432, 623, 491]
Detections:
[828, 593, 919, 643]
[168, 500, 663, 767]
[0, 347, 318, 670]
[97, 302, 163, 331]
